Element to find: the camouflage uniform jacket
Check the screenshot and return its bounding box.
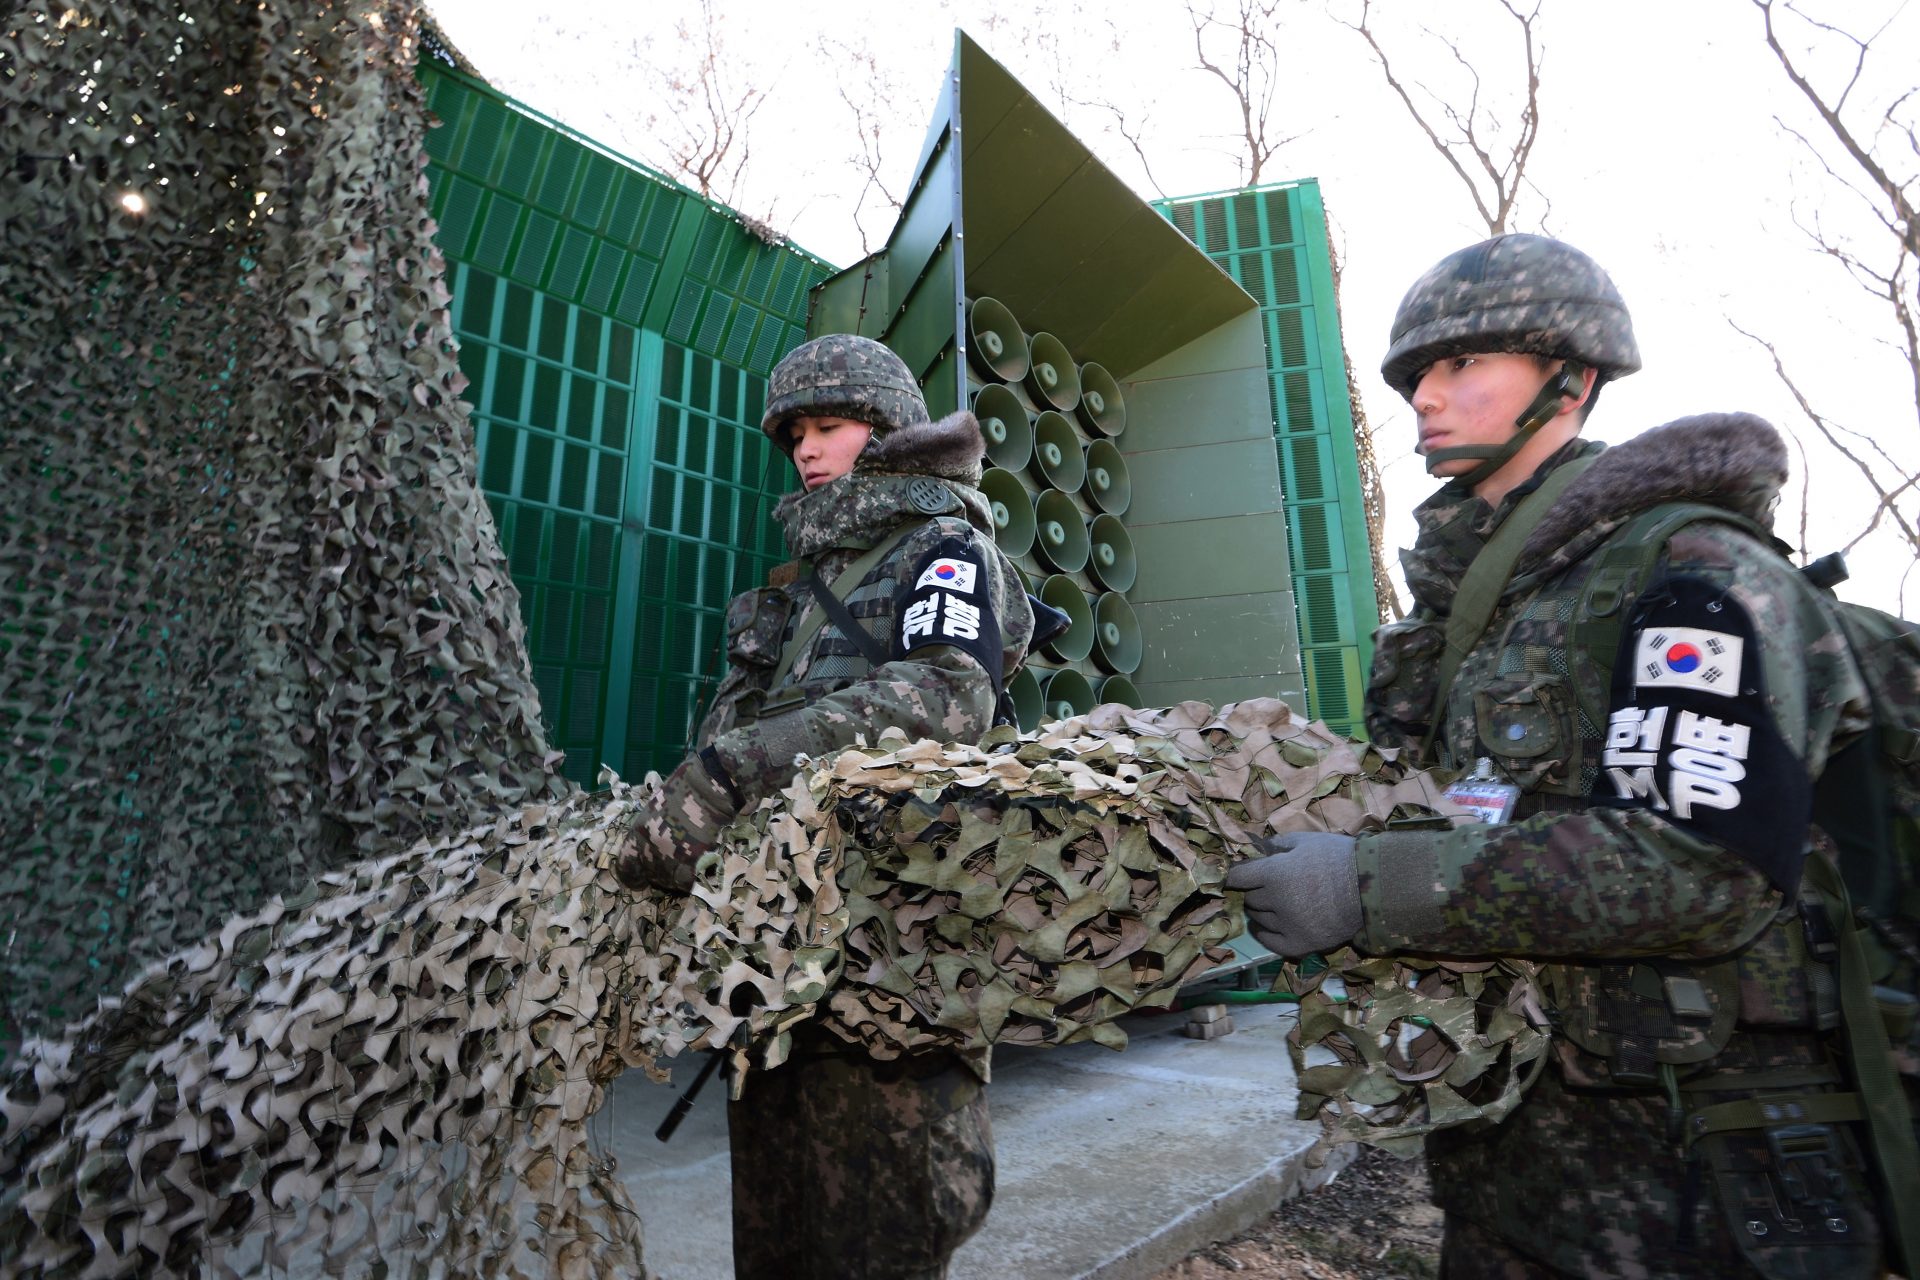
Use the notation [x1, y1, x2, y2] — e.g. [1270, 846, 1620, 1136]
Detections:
[695, 411, 1035, 822]
[1361, 414, 1879, 1277]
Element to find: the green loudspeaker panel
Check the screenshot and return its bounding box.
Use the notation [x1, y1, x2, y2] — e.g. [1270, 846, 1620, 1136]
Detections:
[1008, 665, 1044, 731]
[1038, 573, 1094, 663]
[1093, 591, 1143, 674]
[1082, 439, 1131, 517]
[1032, 490, 1091, 574]
[966, 295, 1029, 383]
[1099, 674, 1142, 708]
[1038, 666, 1095, 722]
[1086, 513, 1136, 593]
[806, 30, 1301, 714]
[1031, 411, 1087, 492]
[972, 382, 1033, 473]
[1076, 361, 1126, 437]
[979, 467, 1037, 559]
[1022, 331, 1081, 414]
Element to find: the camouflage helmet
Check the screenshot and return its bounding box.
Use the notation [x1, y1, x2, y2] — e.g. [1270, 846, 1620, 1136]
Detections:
[761, 334, 930, 452]
[1380, 234, 1641, 400]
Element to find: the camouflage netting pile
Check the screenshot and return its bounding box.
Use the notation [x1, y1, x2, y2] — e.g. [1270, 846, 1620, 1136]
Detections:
[3, 697, 1555, 1277]
[4, 1, 1557, 1274]
[2, 0, 566, 1044]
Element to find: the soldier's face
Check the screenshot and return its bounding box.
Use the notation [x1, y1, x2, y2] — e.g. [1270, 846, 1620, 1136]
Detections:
[789, 416, 874, 490]
[1409, 352, 1544, 475]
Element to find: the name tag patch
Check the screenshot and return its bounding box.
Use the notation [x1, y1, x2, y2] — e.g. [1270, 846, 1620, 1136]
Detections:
[1633, 625, 1743, 697]
[902, 592, 983, 641]
[913, 559, 977, 594]
[1603, 706, 1753, 819]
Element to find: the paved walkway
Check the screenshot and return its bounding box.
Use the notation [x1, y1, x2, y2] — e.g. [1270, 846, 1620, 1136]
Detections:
[601, 999, 1352, 1279]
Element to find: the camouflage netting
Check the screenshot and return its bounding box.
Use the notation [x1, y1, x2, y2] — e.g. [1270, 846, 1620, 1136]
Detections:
[2, 698, 1555, 1278]
[1, 0, 567, 1043]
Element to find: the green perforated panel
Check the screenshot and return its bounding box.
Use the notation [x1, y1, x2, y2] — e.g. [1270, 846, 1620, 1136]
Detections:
[422, 62, 832, 784]
[1156, 179, 1373, 737]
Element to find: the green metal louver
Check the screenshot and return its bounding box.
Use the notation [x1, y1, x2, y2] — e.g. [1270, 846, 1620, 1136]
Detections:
[420, 63, 835, 786]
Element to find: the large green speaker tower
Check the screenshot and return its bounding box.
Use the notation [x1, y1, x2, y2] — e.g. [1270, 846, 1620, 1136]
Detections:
[1154, 180, 1374, 739]
[810, 32, 1303, 726]
[419, 61, 834, 785]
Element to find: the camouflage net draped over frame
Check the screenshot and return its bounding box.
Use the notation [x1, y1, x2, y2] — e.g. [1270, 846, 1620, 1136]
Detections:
[1, 0, 566, 1043]
[2, 699, 1554, 1278]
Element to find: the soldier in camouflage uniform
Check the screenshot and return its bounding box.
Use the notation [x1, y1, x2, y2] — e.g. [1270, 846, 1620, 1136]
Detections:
[617, 333, 1034, 1280]
[1229, 235, 1897, 1277]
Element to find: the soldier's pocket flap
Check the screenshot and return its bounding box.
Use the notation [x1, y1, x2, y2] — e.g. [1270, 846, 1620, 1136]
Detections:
[727, 586, 792, 670]
[1473, 675, 1575, 763]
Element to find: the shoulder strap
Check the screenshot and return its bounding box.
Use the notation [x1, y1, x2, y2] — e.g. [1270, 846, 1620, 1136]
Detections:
[767, 522, 918, 690]
[1423, 454, 1597, 758]
[1565, 501, 1775, 737]
[801, 564, 892, 668]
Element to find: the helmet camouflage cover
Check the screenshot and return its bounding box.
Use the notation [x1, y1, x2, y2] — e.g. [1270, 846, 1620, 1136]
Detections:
[761, 334, 930, 451]
[1380, 233, 1642, 399]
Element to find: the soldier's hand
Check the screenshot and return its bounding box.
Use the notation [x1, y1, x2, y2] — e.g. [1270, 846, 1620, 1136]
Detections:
[614, 752, 741, 894]
[1223, 832, 1362, 958]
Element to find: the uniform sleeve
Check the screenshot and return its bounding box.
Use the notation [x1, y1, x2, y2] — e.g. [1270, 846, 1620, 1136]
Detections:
[1354, 524, 1869, 962]
[704, 522, 1025, 809]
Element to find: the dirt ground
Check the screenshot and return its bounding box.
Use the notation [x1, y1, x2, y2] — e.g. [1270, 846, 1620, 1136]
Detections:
[1150, 1146, 1443, 1280]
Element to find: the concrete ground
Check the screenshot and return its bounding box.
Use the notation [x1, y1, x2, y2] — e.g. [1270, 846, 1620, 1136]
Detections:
[599, 997, 1352, 1280]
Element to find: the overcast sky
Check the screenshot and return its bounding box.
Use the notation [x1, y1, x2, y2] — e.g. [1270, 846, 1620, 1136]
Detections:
[428, 0, 1919, 614]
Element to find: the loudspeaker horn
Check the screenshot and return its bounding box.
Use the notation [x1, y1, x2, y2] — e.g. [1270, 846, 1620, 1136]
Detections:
[1098, 674, 1141, 708]
[1086, 514, 1137, 593]
[1082, 439, 1131, 516]
[1038, 666, 1096, 723]
[1008, 666, 1044, 732]
[1039, 573, 1095, 663]
[1022, 331, 1082, 414]
[1076, 361, 1126, 437]
[1032, 490, 1091, 573]
[972, 383, 1033, 472]
[1093, 591, 1143, 674]
[966, 296, 1030, 383]
[979, 467, 1036, 559]
[1031, 410, 1088, 492]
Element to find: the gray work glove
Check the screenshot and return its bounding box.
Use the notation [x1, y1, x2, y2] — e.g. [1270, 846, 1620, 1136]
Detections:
[1223, 832, 1363, 958]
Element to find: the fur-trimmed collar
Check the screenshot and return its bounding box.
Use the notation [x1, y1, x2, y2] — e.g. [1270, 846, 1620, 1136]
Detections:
[1513, 412, 1787, 579]
[772, 412, 992, 557]
[1401, 413, 1790, 613]
[854, 411, 987, 485]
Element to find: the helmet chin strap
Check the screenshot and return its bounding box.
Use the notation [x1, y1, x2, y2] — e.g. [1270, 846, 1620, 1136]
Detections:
[1423, 358, 1588, 487]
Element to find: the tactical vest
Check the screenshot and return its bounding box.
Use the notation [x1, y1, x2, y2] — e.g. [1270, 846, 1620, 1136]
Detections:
[1423, 500, 1918, 1275]
[700, 514, 999, 744]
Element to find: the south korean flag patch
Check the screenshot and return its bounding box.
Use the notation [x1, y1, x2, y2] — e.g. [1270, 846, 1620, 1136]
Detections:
[1589, 572, 1809, 892]
[914, 557, 978, 594]
[895, 536, 1003, 683]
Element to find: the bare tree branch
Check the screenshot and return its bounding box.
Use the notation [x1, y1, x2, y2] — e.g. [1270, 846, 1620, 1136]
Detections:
[1743, 1, 1919, 574]
[1755, 0, 1918, 260]
[1187, 0, 1306, 186]
[1731, 320, 1920, 556]
[1342, 0, 1545, 236]
[815, 34, 908, 255]
[1066, 92, 1171, 199]
[639, 0, 769, 207]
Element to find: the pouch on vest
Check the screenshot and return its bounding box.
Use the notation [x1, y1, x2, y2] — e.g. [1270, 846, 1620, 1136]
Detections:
[726, 586, 792, 670]
[1473, 673, 1583, 793]
[1367, 618, 1444, 751]
[1548, 958, 1740, 1086]
[1693, 1107, 1882, 1280]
